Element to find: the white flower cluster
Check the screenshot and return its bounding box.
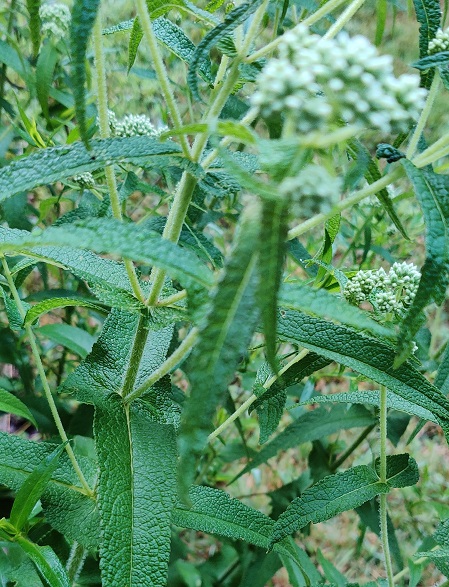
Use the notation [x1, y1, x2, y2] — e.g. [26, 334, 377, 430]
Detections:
[428, 28, 449, 54]
[39, 3, 71, 40]
[279, 164, 341, 217]
[105, 111, 165, 138]
[71, 172, 95, 189]
[251, 25, 427, 134]
[344, 262, 421, 317]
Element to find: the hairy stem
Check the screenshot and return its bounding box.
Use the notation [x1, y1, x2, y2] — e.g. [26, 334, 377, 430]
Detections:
[121, 313, 150, 397]
[66, 541, 87, 584]
[135, 0, 191, 158]
[124, 327, 199, 404]
[92, 14, 145, 303]
[208, 349, 310, 442]
[379, 384, 394, 587]
[406, 74, 441, 159]
[1, 257, 92, 495]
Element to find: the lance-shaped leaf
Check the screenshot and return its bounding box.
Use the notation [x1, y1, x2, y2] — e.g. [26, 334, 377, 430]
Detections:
[235, 404, 375, 479]
[412, 51, 449, 70]
[15, 537, 70, 587]
[252, 353, 332, 444]
[270, 454, 418, 544]
[396, 162, 449, 366]
[24, 296, 106, 326]
[188, 0, 263, 99]
[0, 389, 38, 427]
[276, 309, 449, 437]
[36, 42, 59, 121]
[0, 432, 99, 550]
[70, 0, 101, 145]
[37, 324, 96, 358]
[172, 485, 317, 583]
[10, 444, 65, 532]
[436, 341, 449, 394]
[0, 136, 185, 202]
[258, 200, 289, 373]
[412, 0, 441, 87]
[178, 207, 260, 496]
[94, 397, 177, 587]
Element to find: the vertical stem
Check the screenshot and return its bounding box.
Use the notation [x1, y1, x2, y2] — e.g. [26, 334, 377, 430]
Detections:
[323, 0, 367, 39]
[92, 13, 145, 304]
[406, 74, 441, 159]
[135, 0, 191, 158]
[379, 384, 394, 587]
[121, 313, 150, 397]
[1, 257, 92, 495]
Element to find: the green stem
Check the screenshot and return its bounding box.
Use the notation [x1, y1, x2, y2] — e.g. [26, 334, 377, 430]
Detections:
[1, 257, 92, 496]
[135, 0, 191, 158]
[92, 13, 145, 303]
[121, 313, 150, 397]
[66, 541, 87, 584]
[246, 0, 348, 62]
[323, 0, 367, 39]
[406, 74, 441, 159]
[208, 349, 309, 442]
[124, 327, 199, 404]
[156, 289, 187, 307]
[379, 384, 394, 587]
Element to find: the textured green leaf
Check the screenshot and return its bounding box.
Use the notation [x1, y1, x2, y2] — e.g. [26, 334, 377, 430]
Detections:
[236, 404, 375, 479]
[412, 0, 441, 87]
[10, 444, 65, 532]
[173, 485, 315, 581]
[15, 537, 70, 587]
[127, 16, 213, 84]
[271, 455, 417, 545]
[61, 308, 174, 407]
[252, 353, 332, 444]
[279, 282, 394, 338]
[415, 548, 449, 577]
[36, 324, 96, 358]
[36, 42, 59, 120]
[306, 389, 437, 423]
[375, 453, 419, 488]
[188, 0, 264, 99]
[0, 389, 38, 427]
[70, 0, 101, 145]
[0, 432, 99, 549]
[26, 0, 42, 57]
[25, 296, 106, 326]
[397, 162, 449, 365]
[0, 136, 183, 202]
[436, 342, 449, 394]
[258, 200, 289, 373]
[94, 396, 177, 587]
[277, 309, 449, 437]
[0, 285, 28, 330]
[178, 208, 260, 495]
[412, 51, 449, 69]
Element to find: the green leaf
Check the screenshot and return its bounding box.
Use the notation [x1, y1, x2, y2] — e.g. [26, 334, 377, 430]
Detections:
[305, 389, 437, 424]
[375, 453, 419, 488]
[15, 537, 70, 587]
[188, 0, 264, 99]
[94, 396, 177, 587]
[36, 42, 59, 120]
[0, 389, 38, 427]
[415, 548, 449, 577]
[10, 444, 65, 532]
[271, 455, 418, 545]
[412, 0, 441, 87]
[316, 549, 346, 587]
[0, 136, 183, 202]
[412, 51, 449, 70]
[70, 0, 101, 145]
[173, 485, 316, 582]
[25, 296, 106, 326]
[36, 324, 96, 358]
[279, 282, 394, 338]
[0, 432, 99, 550]
[235, 404, 375, 479]
[0, 285, 27, 330]
[0, 40, 34, 86]
[396, 162, 449, 366]
[257, 200, 289, 373]
[178, 207, 260, 496]
[277, 309, 449, 437]
[436, 342, 449, 394]
[26, 0, 42, 57]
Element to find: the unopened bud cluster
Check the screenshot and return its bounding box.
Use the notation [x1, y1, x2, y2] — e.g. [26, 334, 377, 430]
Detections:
[71, 172, 95, 189]
[251, 25, 426, 134]
[344, 262, 421, 317]
[106, 111, 164, 138]
[39, 3, 71, 40]
[279, 165, 341, 217]
[428, 28, 449, 54]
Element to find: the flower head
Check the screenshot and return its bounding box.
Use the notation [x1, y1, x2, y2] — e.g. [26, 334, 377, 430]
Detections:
[251, 25, 426, 134]
[103, 111, 166, 138]
[429, 28, 449, 54]
[39, 2, 71, 40]
[71, 172, 95, 189]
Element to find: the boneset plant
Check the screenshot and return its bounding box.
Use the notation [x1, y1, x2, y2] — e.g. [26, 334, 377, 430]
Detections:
[1, 0, 449, 585]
